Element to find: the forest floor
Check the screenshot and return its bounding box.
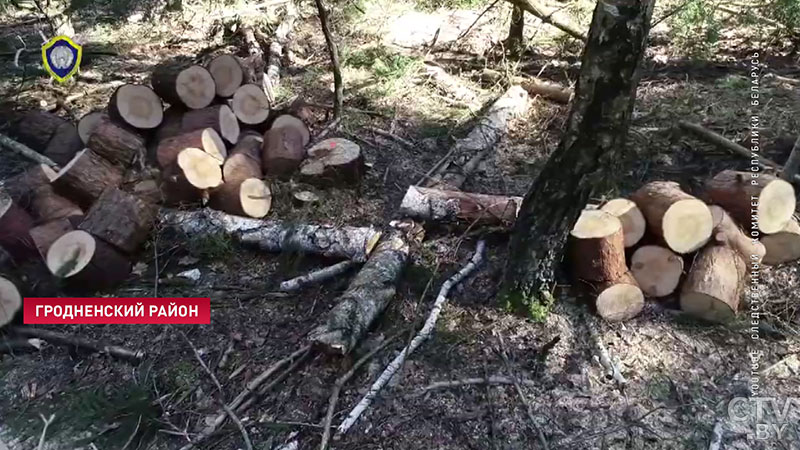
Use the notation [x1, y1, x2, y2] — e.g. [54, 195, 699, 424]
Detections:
[1, 0, 799, 449]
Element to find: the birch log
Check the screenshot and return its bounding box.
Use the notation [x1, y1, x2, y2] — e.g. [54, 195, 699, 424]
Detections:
[399, 186, 522, 226]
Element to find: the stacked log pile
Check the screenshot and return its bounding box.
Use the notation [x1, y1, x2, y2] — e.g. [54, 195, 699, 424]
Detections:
[566, 175, 798, 323]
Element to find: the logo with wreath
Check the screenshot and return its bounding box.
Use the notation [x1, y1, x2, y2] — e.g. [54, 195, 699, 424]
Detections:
[42, 35, 82, 83]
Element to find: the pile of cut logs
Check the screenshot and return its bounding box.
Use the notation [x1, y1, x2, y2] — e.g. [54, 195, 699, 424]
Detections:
[576, 174, 800, 323]
[0, 53, 366, 327]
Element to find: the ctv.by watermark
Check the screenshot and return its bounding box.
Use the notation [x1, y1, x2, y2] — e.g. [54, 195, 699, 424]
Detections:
[728, 397, 800, 441]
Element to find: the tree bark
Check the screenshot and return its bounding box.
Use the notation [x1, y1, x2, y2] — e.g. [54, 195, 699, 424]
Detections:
[14, 111, 67, 150]
[29, 216, 81, 260]
[399, 186, 521, 226]
[0, 192, 36, 263]
[314, 0, 343, 119]
[500, 0, 655, 316]
[680, 245, 745, 323]
[481, 68, 572, 104]
[46, 230, 132, 290]
[87, 119, 147, 167]
[505, 5, 525, 56]
[49, 149, 124, 209]
[761, 218, 800, 265]
[78, 187, 158, 253]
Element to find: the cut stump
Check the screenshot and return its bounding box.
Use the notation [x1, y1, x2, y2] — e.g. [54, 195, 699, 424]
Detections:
[262, 126, 306, 176]
[570, 209, 627, 282]
[299, 138, 364, 186]
[631, 181, 712, 253]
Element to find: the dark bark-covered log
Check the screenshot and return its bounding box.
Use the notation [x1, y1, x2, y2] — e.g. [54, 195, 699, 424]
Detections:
[107, 84, 164, 130]
[28, 187, 83, 223]
[262, 126, 306, 176]
[46, 149, 124, 208]
[160, 208, 383, 262]
[78, 111, 108, 144]
[208, 178, 272, 218]
[156, 128, 226, 168]
[761, 218, 800, 265]
[151, 63, 216, 109]
[425, 86, 529, 190]
[504, 0, 587, 41]
[14, 111, 67, 150]
[0, 192, 36, 263]
[630, 245, 683, 297]
[308, 229, 410, 354]
[704, 170, 795, 234]
[181, 104, 240, 145]
[481, 69, 573, 104]
[78, 187, 158, 253]
[569, 209, 627, 283]
[223, 134, 263, 183]
[46, 230, 132, 289]
[2, 165, 55, 211]
[631, 181, 713, 253]
[599, 198, 646, 247]
[207, 54, 245, 98]
[28, 216, 81, 260]
[44, 122, 83, 166]
[680, 245, 745, 323]
[231, 84, 270, 126]
[500, 0, 655, 316]
[0, 276, 22, 328]
[709, 205, 765, 264]
[87, 118, 146, 167]
[594, 270, 644, 322]
[270, 114, 310, 146]
[153, 106, 185, 143]
[399, 186, 522, 226]
[159, 165, 202, 206]
[299, 138, 364, 186]
[132, 179, 163, 204]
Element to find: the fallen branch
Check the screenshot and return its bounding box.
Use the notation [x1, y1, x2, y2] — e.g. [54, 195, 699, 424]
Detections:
[9, 326, 144, 364]
[365, 127, 415, 149]
[481, 68, 572, 104]
[159, 208, 382, 262]
[504, 0, 587, 41]
[0, 133, 59, 168]
[424, 64, 478, 105]
[279, 260, 359, 292]
[37, 413, 56, 450]
[314, 0, 343, 119]
[319, 333, 401, 450]
[337, 240, 486, 434]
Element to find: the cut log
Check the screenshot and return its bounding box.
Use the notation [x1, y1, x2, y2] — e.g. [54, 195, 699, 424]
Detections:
[78, 187, 158, 253]
[151, 63, 216, 109]
[77, 111, 108, 144]
[156, 128, 226, 168]
[0, 192, 36, 262]
[177, 147, 223, 189]
[181, 104, 240, 145]
[14, 111, 67, 150]
[223, 134, 263, 183]
[207, 54, 244, 98]
[44, 122, 83, 166]
[480, 68, 572, 104]
[45, 149, 124, 208]
[132, 179, 163, 204]
[709, 205, 766, 264]
[87, 118, 146, 167]
[569, 209, 627, 282]
[231, 84, 270, 126]
[631, 181, 713, 254]
[154, 106, 185, 142]
[704, 170, 795, 234]
[28, 216, 81, 260]
[46, 230, 132, 289]
[425, 85, 528, 190]
[424, 64, 478, 105]
[107, 84, 164, 129]
[630, 245, 683, 297]
[2, 164, 56, 211]
[159, 208, 382, 262]
[399, 186, 521, 226]
[262, 126, 306, 176]
[270, 114, 310, 146]
[594, 271, 644, 322]
[160, 165, 202, 205]
[761, 218, 800, 265]
[308, 229, 410, 354]
[209, 178, 272, 218]
[0, 276, 22, 328]
[299, 138, 364, 185]
[28, 186, 83, 223]
[680, 245, 745, 323]
[600, 198, 646, 247]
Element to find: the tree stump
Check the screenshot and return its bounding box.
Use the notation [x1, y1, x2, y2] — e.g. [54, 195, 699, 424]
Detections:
[570, 209, 627, 282]
[231, 84, 270, 126]
[594, 271, 644, 322]
[0, 276, 22, 328]
[156, 128, 226, 168]
[29, 216, 81, 260]
[680, 245, 745, 323]
[630, 245, 683, 297]
[45, 122, 83, 166]
[399, 186, 521, 226]
[262, 126, 306, 176]
[87, 119, 146, 167]
[44, 149, 124, 208]
[761, 218, 800, 265]
[151, 63, 215, 109]
[709, 205, 765, 264]
[181, 104, 240, 145]
[209, 178, 272, 218]
[78, 111, 108, 144]
[705, 170, 795, 234]
[207, 54, 244, 97]
[298, 138, 364, 185]
[107, 84, 164, 129]
[46, 230, 132, 290]
[631, 181, 713, 254]
[600, 198, 646, 247]
[270, 114, 310, 146]
[223, 134, 263, 183]
[14, 111, 66, 150]
[0, 192, 36, 263]
[78, 187, 158, 253]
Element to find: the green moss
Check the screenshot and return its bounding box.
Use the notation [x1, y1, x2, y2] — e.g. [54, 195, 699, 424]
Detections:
[502, 287, 554, 322]
[187, 233, 236, 261]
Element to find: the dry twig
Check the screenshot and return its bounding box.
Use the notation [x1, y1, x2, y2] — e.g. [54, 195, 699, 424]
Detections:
[314, 0, 343, 119]
[9, 327, 144, 364]
[280, 260, 358, 292]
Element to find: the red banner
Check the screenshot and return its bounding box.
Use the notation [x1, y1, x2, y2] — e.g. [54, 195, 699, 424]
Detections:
[23, 298, 211, 324]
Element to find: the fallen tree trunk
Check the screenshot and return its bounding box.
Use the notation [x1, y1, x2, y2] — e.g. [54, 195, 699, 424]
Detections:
[480, 68, 572, 104]
[705, 170, 795, 234]
[424, 64, 478, 105]
[78, 187, 158, 253]
[426, 85, 528, 190]
[399, 186, 521, 226]
[761, 218, 800, 265]
[308, 228, 411, 355]
[504, 0, 587, 41]
[159, 208, 383, 262]
[8, 326, 144, 363]
[680, 245, 745, 323]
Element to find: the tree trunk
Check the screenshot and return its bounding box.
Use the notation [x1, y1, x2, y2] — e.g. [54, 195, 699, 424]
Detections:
[263, 126, 307, 177]
[181, 104, 240, 145]
[29, 216, 82, 260]
[504, 0, 587, 41]
[78, 187, 158, 253]
[78, 111, 108, 144]
[298, 138, 364, 186]
[29, 186, 83, 223]
[569, 209, 628, 283]
[14, 111, 66, 150]
[505, 5, 525, 56]
[399, 186, 521, 226]
[500, 0, 655, 316]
